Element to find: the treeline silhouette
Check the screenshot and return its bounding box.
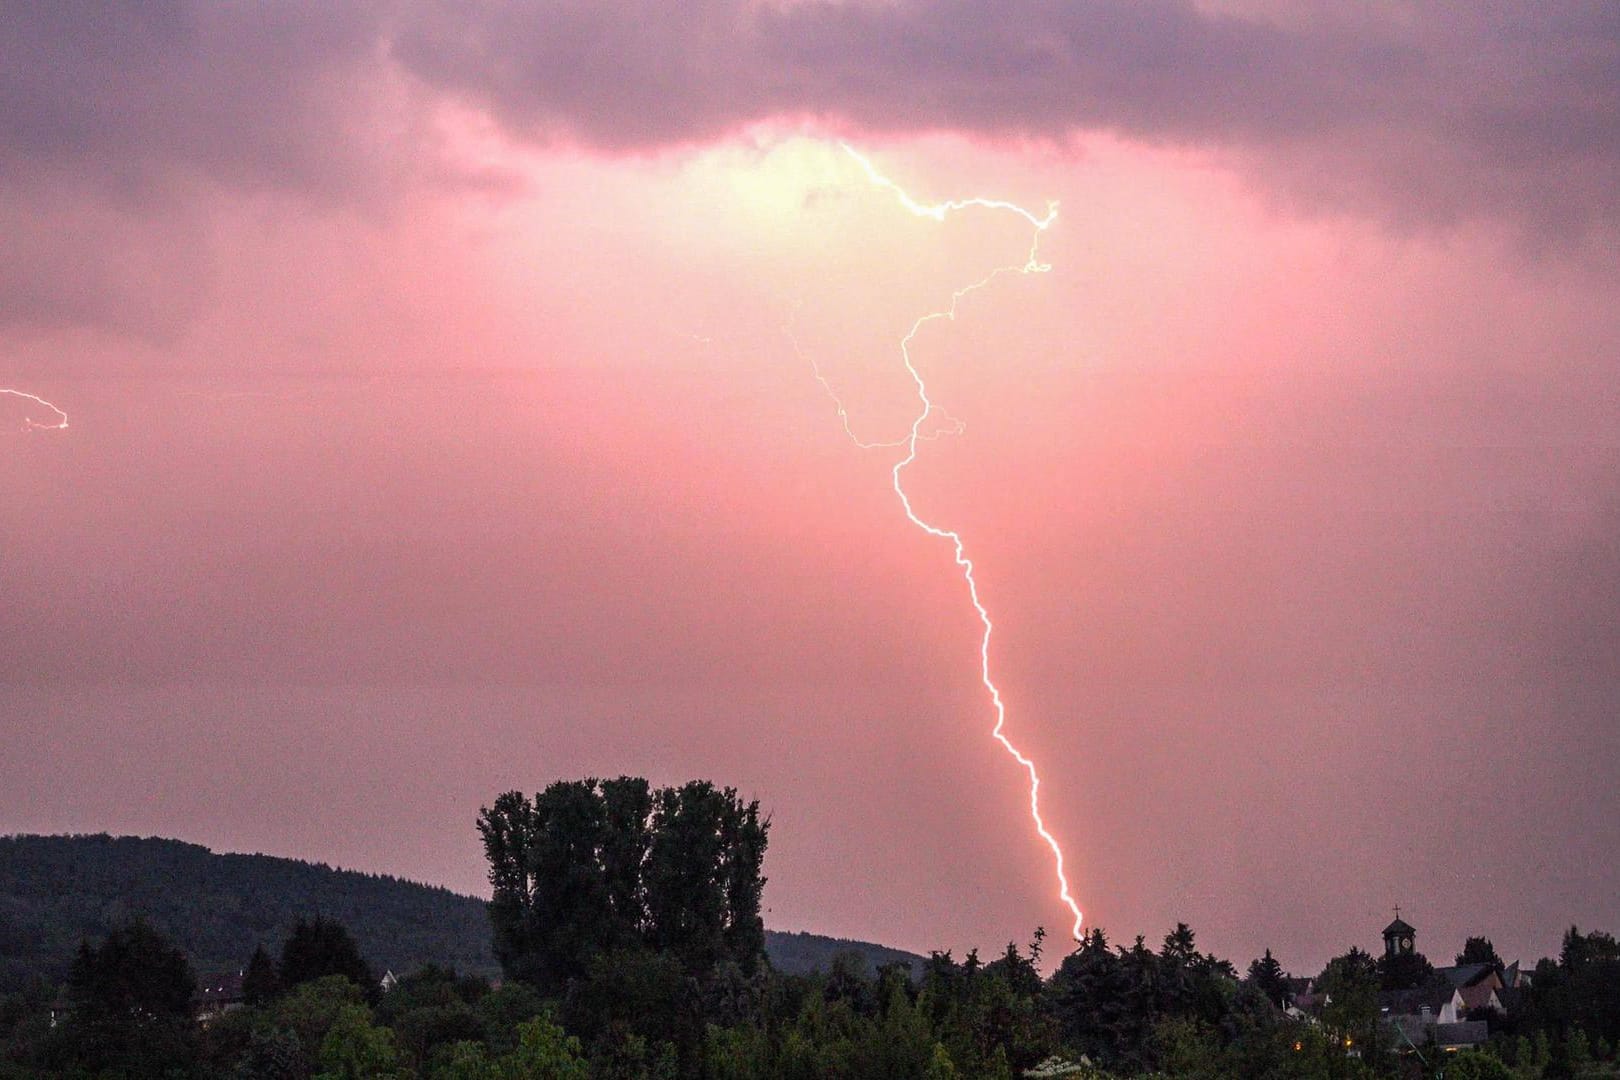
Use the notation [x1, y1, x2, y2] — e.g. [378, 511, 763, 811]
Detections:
[1, 780, 1616, 1079]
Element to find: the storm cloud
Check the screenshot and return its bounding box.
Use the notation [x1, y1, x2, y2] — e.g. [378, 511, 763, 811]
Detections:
[5, 1, 1618, 222]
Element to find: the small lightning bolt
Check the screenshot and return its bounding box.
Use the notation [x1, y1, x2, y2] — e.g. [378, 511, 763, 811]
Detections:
[787, 308, 965, 449]
[816, 144, 1083, 941]
[1, 389, 69, 431]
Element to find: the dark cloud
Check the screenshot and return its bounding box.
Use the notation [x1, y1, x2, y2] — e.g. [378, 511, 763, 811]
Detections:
[4, 1, 1615, 223]
[0, 1, 404, 202]
[2, 0, 1615, 331]
[0, 0, 410, 334]
[394, 0, 1620, 234]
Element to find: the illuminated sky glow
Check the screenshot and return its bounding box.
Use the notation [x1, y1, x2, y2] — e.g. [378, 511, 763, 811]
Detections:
[3, 3, 1619, 972]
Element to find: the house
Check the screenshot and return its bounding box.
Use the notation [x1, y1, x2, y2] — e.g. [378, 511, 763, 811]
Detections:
[194, 971, 246, 1024]
[1279, 975, 1323, 1020]
[1457, 983, 1503, 1016]
[1285, 988, 1329, 1022]
[1501, 961, 1533, 990]
[1382, 985, 1487, 1052]
[1374, 916, 1489, 1052]
[1379, 983, 1464, 1027]
[52, 973, 247, 1029]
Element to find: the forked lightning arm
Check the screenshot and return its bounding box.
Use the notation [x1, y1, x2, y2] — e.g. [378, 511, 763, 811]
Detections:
[827, 145, 1083, 940]
[2, 389, 68, 431]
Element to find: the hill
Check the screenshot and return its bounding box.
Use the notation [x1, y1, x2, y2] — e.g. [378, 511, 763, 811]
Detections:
[763, 929, 928, 978]
[0, 834, 495, 991]
[0, 834, 924, 990]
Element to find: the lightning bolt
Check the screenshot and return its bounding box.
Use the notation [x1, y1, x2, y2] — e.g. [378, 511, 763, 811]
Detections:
[815, 144, 1082, 941]
[787, 310, 965, 450]
[1, 389, 69, 431]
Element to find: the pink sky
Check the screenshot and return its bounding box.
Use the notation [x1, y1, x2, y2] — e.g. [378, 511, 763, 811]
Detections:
[3, 2, 1619, 975]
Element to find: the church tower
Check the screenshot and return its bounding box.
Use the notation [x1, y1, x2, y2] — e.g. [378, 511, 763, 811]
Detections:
[1383, 909, 1416, 959]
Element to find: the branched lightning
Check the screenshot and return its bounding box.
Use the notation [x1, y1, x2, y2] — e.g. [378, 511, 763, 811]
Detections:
[788, 311, 965, 449]
[1, 389, 69, 431]
[817, 144, 1082, 940]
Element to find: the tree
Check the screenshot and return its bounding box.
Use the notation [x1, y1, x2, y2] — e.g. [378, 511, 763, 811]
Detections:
[504, 1013, 590, 1079]
[244, 943, 283, 1007]
[391, 1000, 485, 1071]
[1046, 929, 1142, 1068]
[270, 975, 370, 1063]
[561, 947, 695, 1064]
[1534, 927, 1620, 1047]
[60, 919, 198, 1078]
[926, 1042, 959, 1079]
[475, 982, 548, 1054]
[1444, 1049, 1515, 1080]
[315, 1003, 410, 1079]
[1562, 926, 1620, 968]
[643, 781, 768, 978]
[479, 777, 768, 994]
[1320, 947, 1383, 1060]
[1320, 946, 1377, 988]
[1376, 945, 1435, 991]
[1246, 949, 1288, 1007]
[427, 1040, 499, 1080]
[281, 916, 375, 993]
[599, 776, 655, 942]
[233, 1026, 307, 1080]
[375, 966, 487, 1067]
[1160, 923, 1198, 967]
[1457, 936, 1504, 970]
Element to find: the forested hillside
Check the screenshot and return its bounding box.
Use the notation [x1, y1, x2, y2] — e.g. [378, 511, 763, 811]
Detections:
[763, 929, 925, 977]
[0, 834, 921, 991]
[0, 835, 496, 991]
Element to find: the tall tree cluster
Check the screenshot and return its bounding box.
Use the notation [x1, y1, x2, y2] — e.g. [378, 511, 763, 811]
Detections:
[57, 920, 198, 1079]
[1045, 923, 1250, 1073]
[479, 778, 768, 994]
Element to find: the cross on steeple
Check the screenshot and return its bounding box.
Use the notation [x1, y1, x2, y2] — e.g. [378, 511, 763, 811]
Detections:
[1383, 907, 1415, 958]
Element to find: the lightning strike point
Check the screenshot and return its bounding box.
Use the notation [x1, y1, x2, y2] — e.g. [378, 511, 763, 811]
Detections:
[2, 389, 69, 431]
[817, 145, 1084, 942]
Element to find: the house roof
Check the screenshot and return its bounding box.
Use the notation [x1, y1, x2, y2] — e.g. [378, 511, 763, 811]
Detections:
[1434, 1021, 1489, 1049]
[1383, 917, 1417, 937]
[1378, 984, 1457, 1016]
[1385, 1016, 1489, 1053]
[1458, 984, 1499, 1012]
[1436, 963, 1496, 989]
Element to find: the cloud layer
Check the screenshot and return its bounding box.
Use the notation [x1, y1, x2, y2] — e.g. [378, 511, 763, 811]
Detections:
[6, 2, 1617, 212]
[5, 1, 1615, 338]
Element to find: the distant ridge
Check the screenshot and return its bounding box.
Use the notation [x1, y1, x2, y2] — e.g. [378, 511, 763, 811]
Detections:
[763, 929, 928, 978]
[0, 834, 924, 990]
[0, 834, 495, 991]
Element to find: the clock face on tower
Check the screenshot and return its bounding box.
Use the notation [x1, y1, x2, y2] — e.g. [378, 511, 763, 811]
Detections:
[1401, 936, 1413, 951]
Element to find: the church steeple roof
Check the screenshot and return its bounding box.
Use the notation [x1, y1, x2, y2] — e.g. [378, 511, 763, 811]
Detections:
[1384, 917, 1416, 937]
